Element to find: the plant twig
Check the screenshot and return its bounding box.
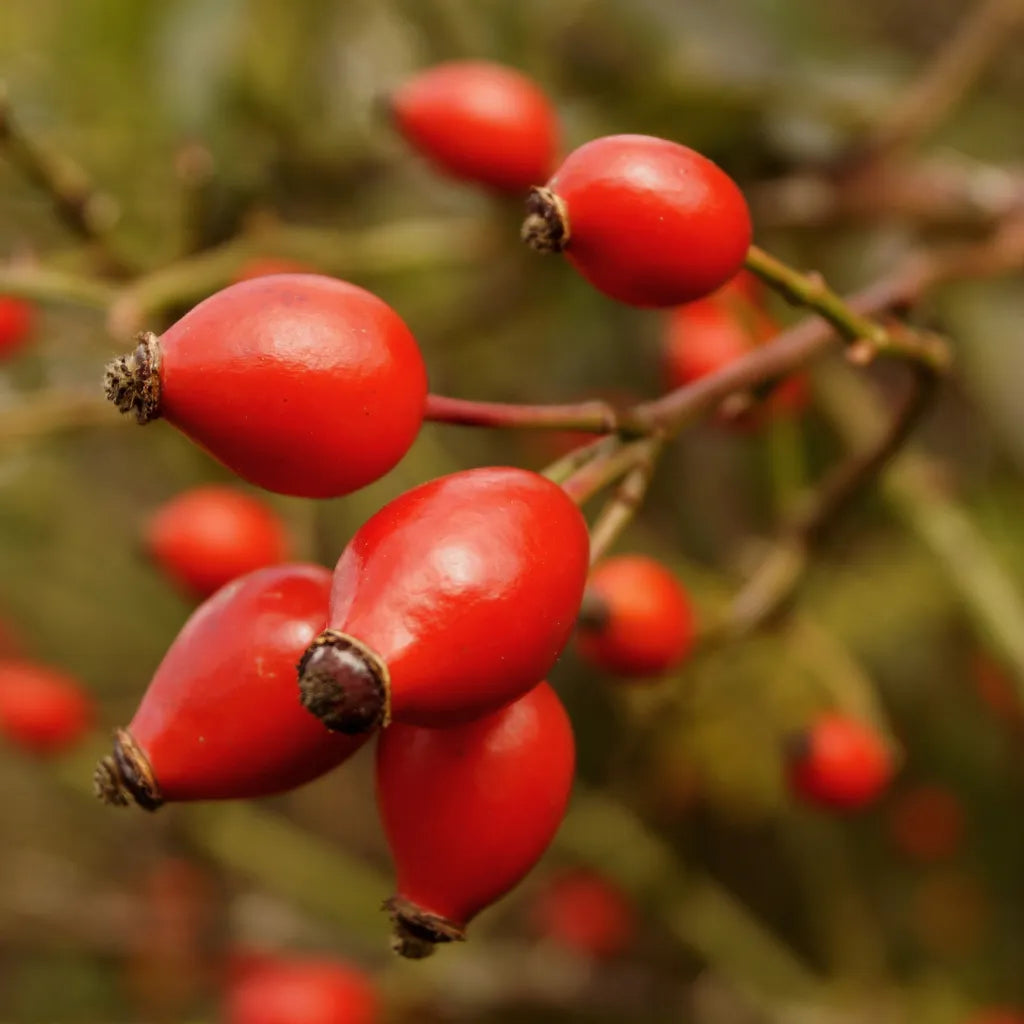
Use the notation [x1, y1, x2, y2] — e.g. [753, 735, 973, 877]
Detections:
[863, 0, 1024, 159]
[0, 391, 116, 444]
[816, 362, 1024, 709]
[424, 393, 622, 433]
[106, 216, 496, 337]
[587, 442, 664, 563]
[724, 362, 938, 635]
[561, 437, 660, 506]
[0, 262, 116, 311]
[0, 83, 123, 265]
[743, 245, 952, 370]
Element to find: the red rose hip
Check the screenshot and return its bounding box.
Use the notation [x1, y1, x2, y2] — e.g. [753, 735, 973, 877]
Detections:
[145, 486, 290, 598]
[224, 955, 379, 1024]
[298, 467, 589, 733]
[389, 61, 559, 193]
[0, 661, 93, 756]
[522, 134, 752, 307]
[94, 564, 365, 810]
[103, 275, 427, 498]
[377, 681, 574, 957]
[576, 555, 695, 678]
[0, 295, 35, 359]
[530, 868, 635, 958]
[786, 712, 894, 811]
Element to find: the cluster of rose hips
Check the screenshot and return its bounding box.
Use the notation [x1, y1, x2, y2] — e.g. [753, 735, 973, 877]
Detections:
[0, 58, 904, 986]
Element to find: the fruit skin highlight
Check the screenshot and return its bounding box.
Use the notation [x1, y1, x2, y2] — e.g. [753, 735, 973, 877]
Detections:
[298, 466, 590, 734]
[522, 134, 752, 308]
[145, 486, 290, 599]
[104, 274, 427, 498]
[576, 555, 695, 678]
[94, 564, 365, 810]
[390, 61, 559, 193]
[376, 681, 575, 958]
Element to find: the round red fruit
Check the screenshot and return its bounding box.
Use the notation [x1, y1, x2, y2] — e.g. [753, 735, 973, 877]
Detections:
[298, 467, 589, 733]
[94, 565, 365, 810]
[786, 713, 894, 811]
[145, 486, 290, 599]
[0, 661, 93, 756]
[103, 275, 427, 498]
[377, 681, 574, 957]
[390, 61, 559, 193]
[575, 555, 695, 678]
[530, 869, 635, 958]
[522, 134, 752, 307]
[224, 956, 378, 1024]
[0, 295, 35, 359]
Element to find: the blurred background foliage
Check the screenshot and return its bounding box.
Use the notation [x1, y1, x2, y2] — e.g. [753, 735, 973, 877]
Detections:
[2, 0, 1024, 1021]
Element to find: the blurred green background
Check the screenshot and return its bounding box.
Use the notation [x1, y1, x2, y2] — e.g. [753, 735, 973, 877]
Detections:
[2, 0, 1024, 1021]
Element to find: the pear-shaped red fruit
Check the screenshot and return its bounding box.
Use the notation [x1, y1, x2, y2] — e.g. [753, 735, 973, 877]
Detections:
[298, 467, 590, 733]
[95, 565, 365, 810]
[103, 275, 427, 498]
[377, 681, 574, 957]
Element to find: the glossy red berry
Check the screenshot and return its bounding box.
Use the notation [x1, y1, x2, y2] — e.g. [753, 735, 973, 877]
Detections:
[530, 869, 634, 958]
[663, 275, 807, 421]
[103, 275, 427, 498]
[298, 467, 589, 734]
[145, 486, 290, 599]
[377, 681, 574, 957]
[224, 956, 378, 1024]
[94, 565, 365, 810]
[389, 61, 559, 193]
[0, 660, 93, 755]
[786, 713, 894, 811]
[887, 783, 965, 863]
[0, 295, 35, 359]
[575, 555, 695, 678]
[522, 134, 752, 307]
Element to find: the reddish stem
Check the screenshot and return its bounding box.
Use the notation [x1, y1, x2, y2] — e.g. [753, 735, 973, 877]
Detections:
[424, 393, 627, 434]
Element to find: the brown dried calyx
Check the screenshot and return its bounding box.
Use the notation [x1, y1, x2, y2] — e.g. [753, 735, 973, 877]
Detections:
[575, 588, 611, 633]
[93, 728, 164, 811]
[520, 187, 570, 254]
[297, 630, 391, 735]
[384, 895, 465, 960]
[103, 331, 162, 424]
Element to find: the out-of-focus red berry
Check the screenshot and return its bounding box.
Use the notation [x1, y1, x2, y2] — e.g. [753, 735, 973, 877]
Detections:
[390, 61, 559, 193]
[224, 956, 379, 1024]
[0, 660, 93, 755]
[887, 783, 965, 863]
[530, 869, 635, 958]
[575, 555, 695, 679]
[963, 1010, 1024, 1024]
[0, 295, 35, 359]
[786, 713, 894, 811]
[971, 651, 1023, 722]
[662, 273, 808, 423]
[144, 486, 290, 599]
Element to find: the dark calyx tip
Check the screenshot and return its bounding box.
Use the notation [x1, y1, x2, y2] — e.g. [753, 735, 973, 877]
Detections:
[297, 631, 388, 735]
[521, 186, 569, 253]
[93, 728, 163, 811]
[103, 331, 162, 424]
[384, 896, 465, 960]
[783, 728, 813, 765]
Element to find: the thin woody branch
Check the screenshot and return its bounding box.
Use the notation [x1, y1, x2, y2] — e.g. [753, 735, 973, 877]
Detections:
[587, 445, 663, 564]
[724, 361, 939, 636]
[0, 84, 121, 258]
